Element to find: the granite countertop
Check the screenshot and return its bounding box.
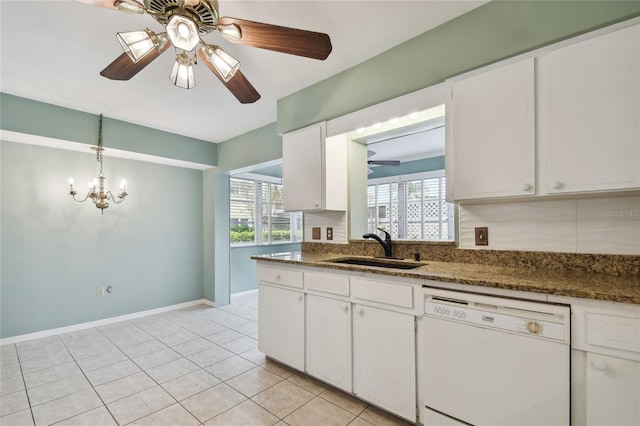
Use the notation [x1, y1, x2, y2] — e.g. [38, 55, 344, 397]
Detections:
[252, 251, 640, 305]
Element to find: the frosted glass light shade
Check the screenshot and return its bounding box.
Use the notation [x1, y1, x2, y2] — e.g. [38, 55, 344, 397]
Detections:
[201, 45, 239, 82]
[117, 29, 156, 63]
[169, 54, 196, 89]
[114, 0, 144, 13]
[166, 15, 200, 52]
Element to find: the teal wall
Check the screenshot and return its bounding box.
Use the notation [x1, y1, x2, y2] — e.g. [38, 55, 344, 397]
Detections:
[0, 94, 217, 166]
[0, 141, 204, 338]
[230, 243, 300, 294]
[368, 156, 445, 180]
[278, 1, 640, 134]
[210, 123, 288, 301]
[216, 122, 282, 173]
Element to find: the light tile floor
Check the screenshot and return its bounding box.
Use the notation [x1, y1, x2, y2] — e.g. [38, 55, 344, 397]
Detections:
[0, 291, 413, 426]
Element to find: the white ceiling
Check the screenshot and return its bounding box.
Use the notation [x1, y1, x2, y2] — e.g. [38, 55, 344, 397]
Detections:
[0, 0, 486, 143]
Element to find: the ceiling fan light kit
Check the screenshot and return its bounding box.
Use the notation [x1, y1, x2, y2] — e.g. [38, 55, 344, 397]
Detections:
[77, 0, 332, 103]
[116, 28, 166, 63]
[166, 14, 200, 51]
[201, 45, 239, 82]
[170, 52, 196, 89]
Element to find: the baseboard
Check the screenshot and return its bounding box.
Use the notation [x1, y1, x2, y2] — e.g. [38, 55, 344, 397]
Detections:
[0, 299, 216, 346]
[231, 289, 259, 298]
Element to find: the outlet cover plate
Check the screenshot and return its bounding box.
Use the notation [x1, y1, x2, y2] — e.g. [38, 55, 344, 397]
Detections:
[326, 227, 333, 240]
[312, 227, 321, 240]
[475, 227, 488, 246]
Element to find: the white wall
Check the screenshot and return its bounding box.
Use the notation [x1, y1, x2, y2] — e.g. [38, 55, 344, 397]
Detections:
[459, 193, 640, 255]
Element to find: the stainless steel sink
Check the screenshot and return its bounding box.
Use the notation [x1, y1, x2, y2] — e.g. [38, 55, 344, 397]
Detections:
[327, 257, 425, 270]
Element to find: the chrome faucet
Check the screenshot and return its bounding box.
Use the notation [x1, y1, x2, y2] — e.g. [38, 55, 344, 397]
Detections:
[363, 228, 393, 258]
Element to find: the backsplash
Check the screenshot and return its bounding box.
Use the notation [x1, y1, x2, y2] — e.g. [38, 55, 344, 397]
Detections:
[459, 193, 640, 255]
[301, 240, 640, 276]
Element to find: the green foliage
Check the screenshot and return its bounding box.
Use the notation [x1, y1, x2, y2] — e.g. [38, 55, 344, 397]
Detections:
[231, 230, 255, 243]
[230, 228, 293, 243]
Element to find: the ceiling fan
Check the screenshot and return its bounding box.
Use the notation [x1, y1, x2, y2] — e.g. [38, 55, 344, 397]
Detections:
[367, 150, 400, 174]
[76, 0, 333, 103]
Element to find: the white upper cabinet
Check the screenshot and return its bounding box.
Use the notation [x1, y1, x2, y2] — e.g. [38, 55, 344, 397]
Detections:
[447, 22, 639, 202]
[283, 122, 347, 211]
[538, 24, 640, 194]
[447, 58, 535, 200]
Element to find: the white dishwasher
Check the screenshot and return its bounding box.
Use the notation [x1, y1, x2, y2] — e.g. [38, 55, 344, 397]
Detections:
[422, 287, 570, 426]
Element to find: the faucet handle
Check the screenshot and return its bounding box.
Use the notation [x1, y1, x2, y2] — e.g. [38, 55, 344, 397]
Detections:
[377, 228, 391, 240]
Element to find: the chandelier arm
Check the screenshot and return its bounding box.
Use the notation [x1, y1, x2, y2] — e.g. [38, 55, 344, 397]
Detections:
[106, 191, 127, 204]
[70, 192, 92, 203]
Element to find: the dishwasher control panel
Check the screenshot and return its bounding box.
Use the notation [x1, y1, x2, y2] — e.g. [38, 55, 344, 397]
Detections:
[423, 288, 570, 343]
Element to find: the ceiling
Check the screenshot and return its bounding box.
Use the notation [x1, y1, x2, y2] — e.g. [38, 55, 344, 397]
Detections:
[0, 0, 486, 143]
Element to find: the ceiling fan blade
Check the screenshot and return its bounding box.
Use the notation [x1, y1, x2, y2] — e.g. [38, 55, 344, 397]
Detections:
[198, 50, 260, 103]
[100, 42, 169, 80]
[74, 0, 144, 12]
[368, 160, 401, 166]
[217, 17, 332, 60]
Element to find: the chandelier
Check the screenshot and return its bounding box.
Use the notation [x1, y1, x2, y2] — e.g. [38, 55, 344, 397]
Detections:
[67, 114, 128, 214]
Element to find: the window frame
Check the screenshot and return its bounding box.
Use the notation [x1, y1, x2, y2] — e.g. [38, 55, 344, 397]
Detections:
[367, 170, 454, 241]
[230, 174, 303, 247]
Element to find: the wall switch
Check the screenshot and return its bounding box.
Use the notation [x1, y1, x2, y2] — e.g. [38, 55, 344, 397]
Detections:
[96, 286, 105, 297]
[327, 227, 333, 240]
[312, 227, 321, 240]
[475, 227, 489, 246]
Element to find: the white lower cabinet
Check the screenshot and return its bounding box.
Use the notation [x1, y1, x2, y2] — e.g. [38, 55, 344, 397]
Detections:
[586, 353, 640, 425]
[258, 283, 305, 371]
[258, 263, 420, 422]
[549, 295, 640, 426]
[352, 303, 416, 422]
[305, 294, 352, 392]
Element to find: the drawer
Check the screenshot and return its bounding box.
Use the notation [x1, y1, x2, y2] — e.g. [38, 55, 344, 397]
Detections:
[586, 313, 640, 354]
[306, 272, 350, 296]
[257, 264, 303, 289]
[351, 278, 413, 308]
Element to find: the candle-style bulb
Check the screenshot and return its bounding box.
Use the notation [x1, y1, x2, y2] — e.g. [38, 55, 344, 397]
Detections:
[68, 177, 75, 185]
[120, 179, 127, 190]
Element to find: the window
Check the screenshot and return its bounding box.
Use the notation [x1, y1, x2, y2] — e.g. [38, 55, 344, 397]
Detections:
[367, 171, 453, 240]
[230, 176, 303, 246]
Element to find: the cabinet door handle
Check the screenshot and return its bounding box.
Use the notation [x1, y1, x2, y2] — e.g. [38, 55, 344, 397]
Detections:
[276, 275, 281, 281]
[298, 295, 303, 302]
[550, 181, 563, 190]
[343, 305, 349, 313]
[521, 183, 532, 192]
[593, 360, 607, 371]
[358, 308, 364, 316]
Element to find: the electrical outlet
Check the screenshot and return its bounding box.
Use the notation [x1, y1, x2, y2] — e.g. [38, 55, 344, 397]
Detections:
[475, 227, 489, 246]
[96, 286, 105, 297]
[327, 227, 333, 240]
[312, 227, 321, 240]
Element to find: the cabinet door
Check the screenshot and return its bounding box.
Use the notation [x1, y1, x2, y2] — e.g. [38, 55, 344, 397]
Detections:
[539, 24, 640, 194]
[448, 58, 535, 200]
[283, 123, 324, 211]
[586, 353, 640, 425]
[258, 284, 305, 370]
[353, 304, 416, 422]
[306, 294, 352, 392]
